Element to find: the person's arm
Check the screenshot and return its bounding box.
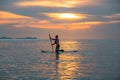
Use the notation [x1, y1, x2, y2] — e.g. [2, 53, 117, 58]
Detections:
[50, 37, 56, 40]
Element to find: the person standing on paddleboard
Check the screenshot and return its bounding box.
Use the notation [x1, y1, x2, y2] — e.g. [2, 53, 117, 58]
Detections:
[50, 35, 60, 53]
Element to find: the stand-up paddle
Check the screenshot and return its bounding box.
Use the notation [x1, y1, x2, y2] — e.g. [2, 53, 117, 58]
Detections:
[49, 33, 54, 52]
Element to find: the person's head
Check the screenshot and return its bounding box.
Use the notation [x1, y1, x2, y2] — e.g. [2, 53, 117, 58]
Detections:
[55, 35, 58, 39]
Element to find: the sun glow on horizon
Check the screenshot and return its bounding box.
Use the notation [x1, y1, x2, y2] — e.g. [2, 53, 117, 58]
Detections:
[43, 13, 87, 20]
[58, 13, 80, 19]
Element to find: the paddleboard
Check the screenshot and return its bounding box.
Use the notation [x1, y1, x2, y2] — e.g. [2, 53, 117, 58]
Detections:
[41, 50, 78, 53]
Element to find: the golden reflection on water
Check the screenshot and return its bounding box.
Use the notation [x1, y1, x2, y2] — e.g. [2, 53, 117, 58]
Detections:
[58, 53, 82, 80]
[59, 41, 80, 79]
[31, 54, 83, 80]
[60, 41, 79, 51]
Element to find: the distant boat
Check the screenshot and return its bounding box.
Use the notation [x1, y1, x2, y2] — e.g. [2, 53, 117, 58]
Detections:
[16, 37, 37, 39]
[0, 37, 13, 39]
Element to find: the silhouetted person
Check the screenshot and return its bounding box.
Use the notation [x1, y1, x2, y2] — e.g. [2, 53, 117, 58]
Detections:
[50, 35, 60, 60]
[50, 35, 60, 53]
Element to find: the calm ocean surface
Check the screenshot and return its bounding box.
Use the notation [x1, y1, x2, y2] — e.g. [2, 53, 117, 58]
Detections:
[0, 39, 120, 80]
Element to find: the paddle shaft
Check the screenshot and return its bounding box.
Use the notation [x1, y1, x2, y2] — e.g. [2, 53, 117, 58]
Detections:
[49, 34, 54, 52]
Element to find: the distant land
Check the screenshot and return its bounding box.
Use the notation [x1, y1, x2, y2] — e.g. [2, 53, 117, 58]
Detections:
[16, 37, 37, 39]
[0, 37, 37, 39]
[0, 37, 13, 39]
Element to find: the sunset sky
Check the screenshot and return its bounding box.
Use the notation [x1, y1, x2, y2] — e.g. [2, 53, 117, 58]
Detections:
[0, 0, 120, 39]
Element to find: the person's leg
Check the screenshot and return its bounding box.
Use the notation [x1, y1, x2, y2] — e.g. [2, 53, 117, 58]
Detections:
[56, 45, 60, 60]
[56, 45, 60, 53]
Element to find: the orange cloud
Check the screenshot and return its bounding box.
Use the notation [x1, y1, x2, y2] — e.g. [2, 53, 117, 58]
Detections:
[15, 1, 77, 8]
[0, 11, 30, 19]
[62, 21, 103, 30]
[0, 11, 29, 25]
[0, 11, 38, 25]
[38, 20, 50, 24]
[0, 19, 24, 24]
[17, 21, 103, 30]
[15, 0, 102, 7]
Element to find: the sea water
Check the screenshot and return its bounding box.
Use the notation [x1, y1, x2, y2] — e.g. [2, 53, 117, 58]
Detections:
[0, 39, 120, 80]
